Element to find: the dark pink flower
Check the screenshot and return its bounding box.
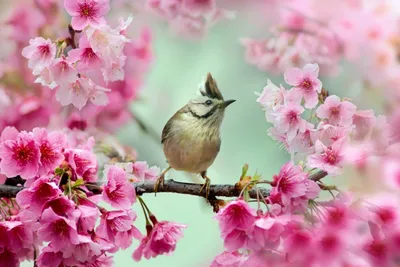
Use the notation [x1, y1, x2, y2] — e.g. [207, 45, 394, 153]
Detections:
[132, 219, 187, 261]
[62, 234, 102, 262]
[214, 199, 257, 235]
[36, 246, 79, 267]
[41, 196, 75, 217]
[37, 208, 80, 251]
[64, 0, 110, 31]
[77, 205, 99, 233]
[102, 166, 136, 209]
[284, 63, 322, 109]
[270, 162, 309, 203]
[16, 177, 61, 214]
[2, 221, 34, 253]
[316, 95, 357, 126]
[0, 131, 40, 179]
[77, 255, 113, 267]
[96, 210, 142, 250]
[21, 37, 56, 72]
[222, 228, 252, 252]
[0, 248, 18, 267]
[65, 148, 98, 182]
[307, 137, 347, 175]
[211, 251, 245, 267]
[33, 128, 66, 175]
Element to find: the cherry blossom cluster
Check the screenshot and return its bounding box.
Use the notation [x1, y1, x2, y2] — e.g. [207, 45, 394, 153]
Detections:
[145, 0, 234, 39]
[257, 63, 387, 176]
[212, 192, 400, 267]
[1, 0, 152, 133]
[0, 126, 188, 266]
[241, 0, 400, 94]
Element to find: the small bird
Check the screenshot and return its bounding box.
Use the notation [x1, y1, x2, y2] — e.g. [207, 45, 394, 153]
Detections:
[155, 73, 235, 198]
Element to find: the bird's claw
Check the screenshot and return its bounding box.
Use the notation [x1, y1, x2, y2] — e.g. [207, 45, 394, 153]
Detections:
[200, 177, 211, 200]
[154, 174, 165, 196]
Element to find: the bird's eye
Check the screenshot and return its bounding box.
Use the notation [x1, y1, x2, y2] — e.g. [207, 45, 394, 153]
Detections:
[205, 100, 212, 106]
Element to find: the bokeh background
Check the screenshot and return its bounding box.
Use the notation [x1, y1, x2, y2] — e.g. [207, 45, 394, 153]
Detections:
[0, 0, 396, 266]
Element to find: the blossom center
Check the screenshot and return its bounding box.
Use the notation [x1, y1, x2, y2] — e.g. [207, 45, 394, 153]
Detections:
[322, 148, 337, 165]
[40, 142, 55, 164]
[302, 79, 312, 91]
[38, 45, 50, 56]
[330, 106, 340, 116]
[53, 220, 69, 236]
[13, 144, 34, 164]
[79, 3, 95, 18]
[82, 48, 97, 61]
[376, 208, 395, 224]
[287, 111, 298, 124]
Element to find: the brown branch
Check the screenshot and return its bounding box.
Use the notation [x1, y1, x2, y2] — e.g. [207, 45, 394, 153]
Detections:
[0, 171, 328, 199]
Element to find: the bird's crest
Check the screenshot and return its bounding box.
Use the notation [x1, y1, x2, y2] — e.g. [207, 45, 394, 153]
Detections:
[200, 73, 224, 100]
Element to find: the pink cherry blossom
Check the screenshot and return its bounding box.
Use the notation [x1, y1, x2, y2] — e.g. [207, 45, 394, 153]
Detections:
[307, 137, 347, 175]
[0, 248, 19, 267]
[182, 0, 216, 17]
[128, 161, 160, 181]
[256, 79, 285, 110]
[316, 95, 357, 126]
[33, 128, 66, 175]
[68, 35, 103, 72]
[65, 148, 98, 182]
[352, 110, 376, 141]
[214, 199, 257, 235]
[0, 131, 40, 179]
[222, 228, 253, 252]
[41, 196, 75, 217]
[49, 56, 78, 84]
[211, 251, 245, 267]
[240, 38, 268, 67]
[96, 209, 142, 250]
[317, 124, 352, 147]
[16, 177, 61, 214]
[21, 37, 56, 72]
[64, 0, 111, 31]
[272, 103, 306, 141]
[55, 77, 91, 110]
[132, 218, 187, 261]
[270, 162, 318, 206]
[3, 221, 34, 253]
[77, 204, 99, 233]
[102, 166, 136, 209]
[290, 122, 317, 154]
[37, 207, 80, 251]
[284, 63, 322, 109]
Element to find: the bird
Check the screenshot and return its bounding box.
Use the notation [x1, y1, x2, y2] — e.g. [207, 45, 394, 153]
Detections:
[155, 73, 235, 199]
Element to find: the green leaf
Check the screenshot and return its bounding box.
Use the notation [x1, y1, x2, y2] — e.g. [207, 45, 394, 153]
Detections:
[241, 164, 249, 178]
[251, 171, 262, 182]
[72, 178, 84, 188]
[54, 167, 64, 176]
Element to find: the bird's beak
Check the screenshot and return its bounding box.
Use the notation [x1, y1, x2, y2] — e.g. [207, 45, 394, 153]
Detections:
[223, 99, 236, 108]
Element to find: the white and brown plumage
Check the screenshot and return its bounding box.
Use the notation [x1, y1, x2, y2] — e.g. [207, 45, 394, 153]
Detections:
[155, 73, 235, 198]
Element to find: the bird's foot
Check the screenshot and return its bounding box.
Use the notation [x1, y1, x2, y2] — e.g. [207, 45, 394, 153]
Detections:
[200, 176, 211, 200]
[154, 166, 171, 196]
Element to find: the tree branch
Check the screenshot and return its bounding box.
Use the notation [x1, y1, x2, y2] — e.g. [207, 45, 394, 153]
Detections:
[0, 171, 328, 199]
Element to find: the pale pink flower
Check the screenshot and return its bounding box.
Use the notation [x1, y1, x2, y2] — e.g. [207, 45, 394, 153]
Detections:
[268, 127, 290, 152]
[96, 210, 142, 250]
[290, 122, 317, 154]
[273, 103, 306, 141]
[316, 95, 357, 126]
[68, 35, 103, 72]
[49, 56, 78, 84]
[146, 0, 181, 18]
[16, 177, 61, 214]
[21, 37, 56, 72]
[307, 137, 347, 175]
[124, 27, 153, 73]
[256, 79, 285, 110]
[352, 110, 376, 141]
[37, 207, 80, 251]
[129, 161, 160, 181]
[64, 0, 110, 31]
[214, 199, 257, 235]
[33, 67, 57, 89]
[33, 128, 66, 175]
[169, 14, 208, 39]
[182, 0, 216, 17]
[0, 131, 40, 179]
[55, 77, 91, 110]
[240, 38, 267, 66]
[102, 166, 136, 209]
[284, 63, 322, 108]
[62, 234, 102, 262]
[132, 218, 187, 261]
[317, 124, 352, 147]
[211, 251, 245, 267]
[87, 83, 110, 106]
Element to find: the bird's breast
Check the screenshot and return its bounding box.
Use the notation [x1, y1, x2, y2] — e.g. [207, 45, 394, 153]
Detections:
[162, 120, 221, 173]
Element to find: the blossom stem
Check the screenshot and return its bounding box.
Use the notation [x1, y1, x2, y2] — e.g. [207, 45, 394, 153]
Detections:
[137, 196, 151, 226]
